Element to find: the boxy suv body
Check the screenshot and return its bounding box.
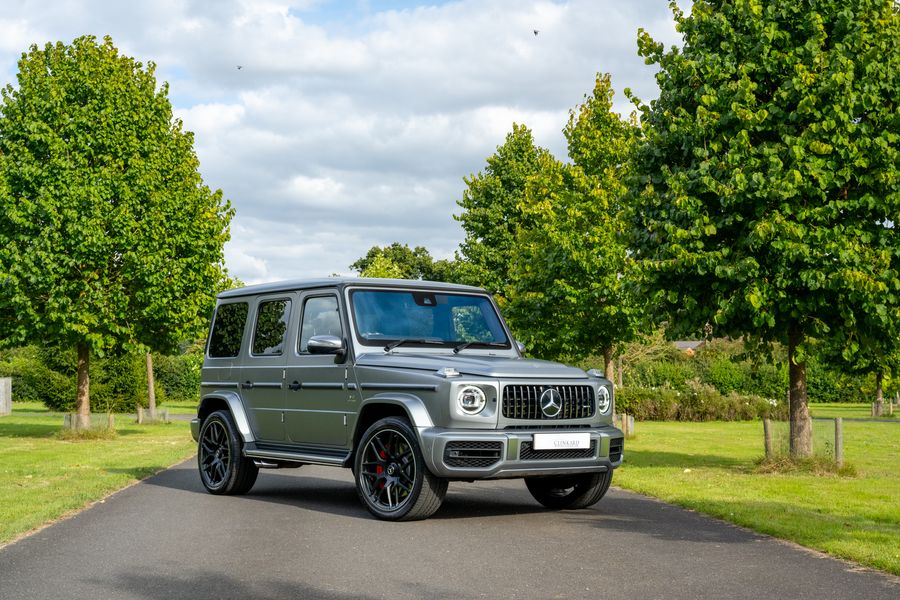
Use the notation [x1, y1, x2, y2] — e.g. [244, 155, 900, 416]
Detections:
[191, 278, 624, 520]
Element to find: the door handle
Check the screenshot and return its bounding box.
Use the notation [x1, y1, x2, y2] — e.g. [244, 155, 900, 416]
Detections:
[242, 380, 253, 389]
[288, 381, 302, 391]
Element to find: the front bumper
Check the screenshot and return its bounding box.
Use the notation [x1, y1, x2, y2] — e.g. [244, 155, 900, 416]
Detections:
[418, 425, 624, 479]
[190, 418, 200, 442]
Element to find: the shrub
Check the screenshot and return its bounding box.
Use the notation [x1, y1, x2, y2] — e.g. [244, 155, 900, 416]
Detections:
[153, 342, 203, 402]
[615, 384, 787, 422]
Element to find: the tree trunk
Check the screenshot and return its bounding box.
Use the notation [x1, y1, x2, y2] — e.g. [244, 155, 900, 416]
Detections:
[873, 371, 884, 417]
[602, 348, 613, 381]
[787, 324, 812, 458]
[75, 343, 91, 430]
[146, 352, 157, 421]
[616, 355, 623, 388]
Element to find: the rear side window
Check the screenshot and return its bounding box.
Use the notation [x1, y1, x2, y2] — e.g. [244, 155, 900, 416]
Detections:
[252, 299, 291, 356]
[208, 302, 249, 358]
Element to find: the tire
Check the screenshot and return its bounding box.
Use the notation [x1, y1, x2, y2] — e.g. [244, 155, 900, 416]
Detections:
[525, 470, 613, 510]
[198, 410, 259, 495]
[354, 416, 447, 521]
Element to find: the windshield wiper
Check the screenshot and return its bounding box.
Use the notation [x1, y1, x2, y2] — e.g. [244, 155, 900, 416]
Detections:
[453, 341, 508, 354]
[384, 338, 444, 352]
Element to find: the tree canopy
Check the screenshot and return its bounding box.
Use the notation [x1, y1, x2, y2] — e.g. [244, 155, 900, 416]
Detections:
[627, 0, 900, 455]
[350, 242, 457, 281]
[455, 124, 553, 296]
[506, 74, 641, 371]
[0, 36, 233, 427]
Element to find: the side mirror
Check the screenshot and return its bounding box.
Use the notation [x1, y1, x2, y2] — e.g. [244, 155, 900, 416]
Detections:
[307, 335, 345, 356]
[515, 340, 526, 355]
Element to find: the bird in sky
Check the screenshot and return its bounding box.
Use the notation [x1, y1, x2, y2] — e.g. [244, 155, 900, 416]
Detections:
[533, 29, 539, 36]
[237, 65, 243, 70]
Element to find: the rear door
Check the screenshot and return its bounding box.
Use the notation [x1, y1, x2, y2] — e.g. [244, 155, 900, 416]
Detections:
[239, 294, 293, 442]
[284, 292, 351, 447]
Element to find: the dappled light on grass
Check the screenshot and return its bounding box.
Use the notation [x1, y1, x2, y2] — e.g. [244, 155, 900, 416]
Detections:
[615, 421, 900, 575]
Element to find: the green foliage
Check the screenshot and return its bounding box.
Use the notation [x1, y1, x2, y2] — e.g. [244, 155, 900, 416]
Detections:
[351, 243, 460, 282]
[456, 124, 553, 295]
[616, 383, 787, 421]
[627, 0, 900, 357]
[0, 345, 175, 412]
[0, 36, 232, 412]
[627, 0, 900, 454]
[505, 76, 641, 363]
[152, 342, 203, 402]
[358, 254, 405, 278]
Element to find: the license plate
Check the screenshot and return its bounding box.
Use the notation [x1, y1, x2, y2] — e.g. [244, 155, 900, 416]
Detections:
[533, 433, 590, 450]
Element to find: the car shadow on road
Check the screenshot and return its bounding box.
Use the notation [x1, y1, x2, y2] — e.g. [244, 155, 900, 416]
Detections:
[564, 489, 769, 545]
[141, 464, 548, 521]
[94, 570, 378, 600]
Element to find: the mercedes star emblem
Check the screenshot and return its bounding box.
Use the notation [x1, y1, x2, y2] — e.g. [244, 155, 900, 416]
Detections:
[540, 387, 563, 418]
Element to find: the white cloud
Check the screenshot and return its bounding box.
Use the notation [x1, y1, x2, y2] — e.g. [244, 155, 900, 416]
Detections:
[0, 0, 681, 283]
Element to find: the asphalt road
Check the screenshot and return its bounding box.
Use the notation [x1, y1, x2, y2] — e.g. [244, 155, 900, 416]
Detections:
[0, 461, 896, 600]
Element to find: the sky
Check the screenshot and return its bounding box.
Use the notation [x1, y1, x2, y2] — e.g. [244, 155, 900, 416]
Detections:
[0, 0, 682, 284]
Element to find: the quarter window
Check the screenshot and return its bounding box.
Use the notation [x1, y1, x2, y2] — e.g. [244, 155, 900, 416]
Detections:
[208, 302, 249, 358]
[299, 296, 342, 353]
[252, 299, 291, 356]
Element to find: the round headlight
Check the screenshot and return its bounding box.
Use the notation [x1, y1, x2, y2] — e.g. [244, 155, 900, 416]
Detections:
[457, 386, 487, 415]
[597, 386, 611, 414]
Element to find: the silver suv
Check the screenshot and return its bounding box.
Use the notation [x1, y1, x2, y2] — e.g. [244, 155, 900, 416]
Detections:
[191, 278, 623, 521]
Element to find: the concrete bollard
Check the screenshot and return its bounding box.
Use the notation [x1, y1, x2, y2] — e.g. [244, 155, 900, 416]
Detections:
[0, 377, 11, 416]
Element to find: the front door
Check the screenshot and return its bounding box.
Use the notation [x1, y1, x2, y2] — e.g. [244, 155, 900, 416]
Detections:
[284, 293, 351, 447]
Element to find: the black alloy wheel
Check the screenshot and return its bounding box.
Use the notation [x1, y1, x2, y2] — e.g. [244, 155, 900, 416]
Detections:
[198, 410, 258, 495]
[354, 417, 447, 521]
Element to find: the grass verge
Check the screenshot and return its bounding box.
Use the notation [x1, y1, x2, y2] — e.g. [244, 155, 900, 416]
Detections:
[0, 403, 196, 546]
[614, 420, 900, 575]
[809, 401, 896, 419]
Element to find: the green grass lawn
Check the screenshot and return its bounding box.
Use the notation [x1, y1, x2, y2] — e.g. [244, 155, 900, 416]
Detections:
[615, 420, 900, 575]
[0, 402, 196, 546]
[809, 401, 897, 419]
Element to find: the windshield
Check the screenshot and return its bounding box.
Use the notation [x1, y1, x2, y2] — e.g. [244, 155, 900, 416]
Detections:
[350, 289, 510, 349]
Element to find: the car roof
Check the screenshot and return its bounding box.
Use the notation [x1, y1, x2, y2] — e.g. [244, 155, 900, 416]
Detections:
[217, 277, 487, 300]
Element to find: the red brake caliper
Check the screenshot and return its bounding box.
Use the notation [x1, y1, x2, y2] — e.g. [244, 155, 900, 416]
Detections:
[376, 450, 386, 489]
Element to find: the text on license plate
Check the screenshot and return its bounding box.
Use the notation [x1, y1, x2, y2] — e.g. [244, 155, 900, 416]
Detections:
[533, 433, 591, 450]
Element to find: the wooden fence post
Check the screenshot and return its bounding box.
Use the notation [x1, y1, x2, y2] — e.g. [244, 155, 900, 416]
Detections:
[0, 377, 11, 416]
[834, 417, 843, 468]
[763, 418, 773, 459]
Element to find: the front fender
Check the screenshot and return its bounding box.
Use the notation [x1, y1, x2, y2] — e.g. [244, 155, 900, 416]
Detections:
[359, 393, 435, 429]
[198, 391, 255, 443]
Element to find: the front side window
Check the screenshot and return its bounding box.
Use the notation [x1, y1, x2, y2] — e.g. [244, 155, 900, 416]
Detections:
[252, 299, 291, 356]
[208, 302, 249, 358]
[350, 289, 509, 348]
[299, 296, 342, 353]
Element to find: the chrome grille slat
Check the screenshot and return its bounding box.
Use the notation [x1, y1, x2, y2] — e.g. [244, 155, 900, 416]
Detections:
[501, 385, 595, 420]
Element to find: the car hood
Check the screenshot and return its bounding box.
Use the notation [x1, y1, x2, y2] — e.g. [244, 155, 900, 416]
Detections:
[355, 352, 589, 379]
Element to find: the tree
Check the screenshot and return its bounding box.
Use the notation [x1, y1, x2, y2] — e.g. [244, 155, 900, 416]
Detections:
[627, 1, 900, 456]
[350, 242, 461, 282]
[0, 36, 233, 428]
[359, 254, 405, 278]
[456, 124, 554, 296]
[507, 75, 641, 373]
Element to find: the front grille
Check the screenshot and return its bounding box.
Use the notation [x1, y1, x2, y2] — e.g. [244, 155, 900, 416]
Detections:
[519, 440, 597, 461]
[609, 438, 623, 462]
[502, 385, 595, 420]
[444, 441, 503, 469]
